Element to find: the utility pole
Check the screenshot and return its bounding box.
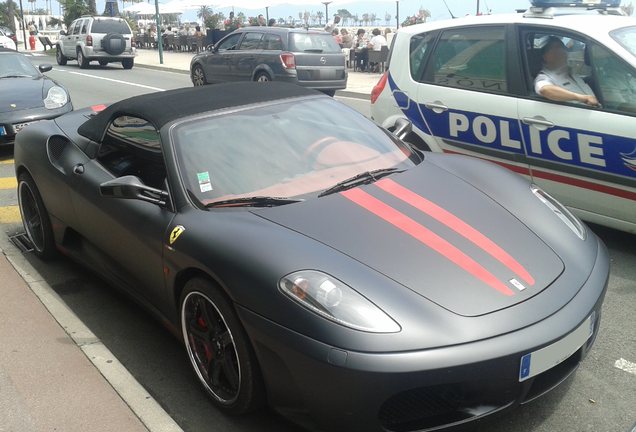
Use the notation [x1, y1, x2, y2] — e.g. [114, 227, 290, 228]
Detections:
[154, 0, 163, 64]
[396, 0, 399, 28]
[477, 0, 480, 15]
[18, 0, 26, 51]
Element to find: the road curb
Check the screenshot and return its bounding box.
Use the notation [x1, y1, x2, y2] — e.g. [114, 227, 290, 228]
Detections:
[0, 239, 184, 432]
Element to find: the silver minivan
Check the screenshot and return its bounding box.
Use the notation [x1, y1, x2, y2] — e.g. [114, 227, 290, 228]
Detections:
[190, 27, 347, 96]
[56, 16, 135, 69]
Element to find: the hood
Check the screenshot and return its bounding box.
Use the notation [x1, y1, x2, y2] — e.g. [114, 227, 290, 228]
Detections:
[256, 163, 564, 317]
[0, 76, 46, 113]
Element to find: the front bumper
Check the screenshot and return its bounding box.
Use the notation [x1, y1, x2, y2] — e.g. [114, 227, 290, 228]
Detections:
[0, 104, 72, 146]
[237, 240, 609, 432]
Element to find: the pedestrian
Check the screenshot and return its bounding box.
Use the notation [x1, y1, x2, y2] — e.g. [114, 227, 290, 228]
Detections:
[332, 28, 342, 46]
[268, 18, 276, 27]
[354, 28, 369, 71]
[257, 14, 266, 26]
[340, 28, 352, 48]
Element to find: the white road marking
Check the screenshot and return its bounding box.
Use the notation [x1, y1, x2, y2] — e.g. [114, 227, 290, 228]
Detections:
[614, 358, 636, 376]
[52, 68, 166, 91]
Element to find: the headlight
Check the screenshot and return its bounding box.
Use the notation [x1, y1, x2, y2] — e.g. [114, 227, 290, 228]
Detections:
[279, 270, 400, 333]
[44, 86, 68, 109]
[531, 185, 586, 240]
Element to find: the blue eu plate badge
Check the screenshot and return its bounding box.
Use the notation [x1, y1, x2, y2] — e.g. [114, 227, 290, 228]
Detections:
[0, 126, 6, 136]
[519, 354, 532, 380]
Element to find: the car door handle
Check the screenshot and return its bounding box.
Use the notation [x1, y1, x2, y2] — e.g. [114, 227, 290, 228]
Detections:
[522, 116, 555, 130]
[424, 101, 448, 114]
[73, 163, 85, 175]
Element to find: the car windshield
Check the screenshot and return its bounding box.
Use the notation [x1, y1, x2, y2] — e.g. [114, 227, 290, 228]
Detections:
[91, 19, 131, 34]
[0, 53, 38, 78]
[172, 97, 420, 206]
[288, 33, 341, 53]
[610, 26, 636, 58]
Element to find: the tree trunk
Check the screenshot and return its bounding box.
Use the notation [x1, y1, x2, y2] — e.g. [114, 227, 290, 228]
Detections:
[7, 0, 16, 32]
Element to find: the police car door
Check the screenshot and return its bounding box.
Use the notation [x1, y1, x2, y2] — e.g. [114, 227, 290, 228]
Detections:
[416, 25, 531, 176]
[517, 29, 636, 231]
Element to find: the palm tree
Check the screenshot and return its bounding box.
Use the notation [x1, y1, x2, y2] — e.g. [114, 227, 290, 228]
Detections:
[385, 12, 391, 25]
[278, 17, 284, 25]
[316, 10, 323, 25]
[197, 5, 213, 20]
[362, 13, 369, 26]
[88, 0, 96, 14]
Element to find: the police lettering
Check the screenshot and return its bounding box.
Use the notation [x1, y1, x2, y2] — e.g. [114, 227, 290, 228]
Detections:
[448, 112, 606, 167]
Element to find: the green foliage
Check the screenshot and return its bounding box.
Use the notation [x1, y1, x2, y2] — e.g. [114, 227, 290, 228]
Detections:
[0, 0, 17, 30]
[59, 0, 90, 28]
[204, 12, 224, 30]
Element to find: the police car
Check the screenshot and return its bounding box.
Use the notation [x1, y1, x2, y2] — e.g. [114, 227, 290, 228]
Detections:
[371, 0, 636, 234]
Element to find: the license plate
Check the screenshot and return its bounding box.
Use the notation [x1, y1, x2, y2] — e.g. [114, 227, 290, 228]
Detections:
[0, 126, 6, 136]
[320, 69, 337, 80]
[519, 313, 594, 382]
[13, 122, 32, 133]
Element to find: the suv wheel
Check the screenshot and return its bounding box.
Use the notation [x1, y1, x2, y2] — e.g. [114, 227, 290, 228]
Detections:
[56, 46, 67, 65]
[98, 60, 108, 67]
[254, 72, 271, 82]
[122, 58, 134, 69]
[77, 49, 89, 69]
[191, 64, 207, 86]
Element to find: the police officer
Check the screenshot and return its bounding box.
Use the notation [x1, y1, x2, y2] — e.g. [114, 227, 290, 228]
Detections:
[534, 36, 600, 107]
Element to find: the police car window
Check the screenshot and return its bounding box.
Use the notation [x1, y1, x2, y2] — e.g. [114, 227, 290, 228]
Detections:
[589, 43, 636, 114]
[610, 26, 636, 58]
[409, 32, 435, 82]
[97, 116, 167, 189]
[424, 26, 507, 93]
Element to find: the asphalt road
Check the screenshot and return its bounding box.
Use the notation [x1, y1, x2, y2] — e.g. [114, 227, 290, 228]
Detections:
[0, 55, 634, 432]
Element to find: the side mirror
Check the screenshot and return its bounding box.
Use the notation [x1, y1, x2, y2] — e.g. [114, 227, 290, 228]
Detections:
[59, 30, 66, 36]
[39, 64, 53, 73]
[393, 118, 412, 140]
[100, 175, 169, 207]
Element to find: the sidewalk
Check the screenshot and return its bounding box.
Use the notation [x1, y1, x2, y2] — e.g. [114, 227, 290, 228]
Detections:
[132, 48, 379, 97]
[0, 237, 182, 432]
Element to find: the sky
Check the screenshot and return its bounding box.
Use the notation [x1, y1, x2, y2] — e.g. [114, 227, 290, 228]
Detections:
[33, 1, 546, 24]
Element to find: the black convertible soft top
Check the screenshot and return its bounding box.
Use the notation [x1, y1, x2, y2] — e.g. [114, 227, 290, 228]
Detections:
[77, 82, 319, 141]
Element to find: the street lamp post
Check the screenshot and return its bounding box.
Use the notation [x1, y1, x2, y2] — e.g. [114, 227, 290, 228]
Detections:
[154, 0, 163, 64]
[18, 0, 27, 51]
[322, 1, 332, 24]
[396, 0, 399, 29]
[477, 0, 480, 15]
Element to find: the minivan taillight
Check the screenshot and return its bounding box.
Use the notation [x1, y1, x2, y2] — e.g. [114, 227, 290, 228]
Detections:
[371, 72, 388, 104]
[280, 52, 296, 69]
[86, 35, 93, 46]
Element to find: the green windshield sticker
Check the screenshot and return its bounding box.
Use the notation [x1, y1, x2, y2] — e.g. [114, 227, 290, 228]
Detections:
[197, 171, 213, 192]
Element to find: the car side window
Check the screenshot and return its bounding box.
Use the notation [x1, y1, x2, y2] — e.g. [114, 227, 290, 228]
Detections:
[218, 33, 241, 51]
[72, 20, 82, 36]
[423, 26, 507, 94]
[80, 20, 88, 34]
[69, 21, 79, 36]
[409, 32, 435, 82]
[262, 33, 283, 50]
[589, 43, 636, 115]
[97, 116, 167, 189]
[239, 32, 263, 50]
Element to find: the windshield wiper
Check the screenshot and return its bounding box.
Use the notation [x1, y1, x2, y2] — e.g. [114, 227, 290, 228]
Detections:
[206, 196, 304, 208]
[318, 168, 405, 198]
[0, 74, 33, 79]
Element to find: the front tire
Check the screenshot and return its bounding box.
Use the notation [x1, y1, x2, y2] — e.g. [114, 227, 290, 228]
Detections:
[191, 64, 206, 86]
[77, 49, 89, 69]
[180, 278, 264, 414]
[56, 46, 67, 65]
[254, 71, 271, 82]
[122, 58, 134, 69]
[17, 172, 56, 259]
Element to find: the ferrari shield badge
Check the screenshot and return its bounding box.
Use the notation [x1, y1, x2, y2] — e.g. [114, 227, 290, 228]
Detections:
[169, 225, 185, 245]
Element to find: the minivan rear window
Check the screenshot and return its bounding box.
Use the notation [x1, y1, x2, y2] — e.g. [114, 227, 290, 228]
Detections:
[289, 33, 341, 53]
[91, 19, 131, 34]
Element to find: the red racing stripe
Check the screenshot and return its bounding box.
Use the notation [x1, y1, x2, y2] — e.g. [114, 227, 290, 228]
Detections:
[341, 188, 515, 296]
[376, 178, 535, 286]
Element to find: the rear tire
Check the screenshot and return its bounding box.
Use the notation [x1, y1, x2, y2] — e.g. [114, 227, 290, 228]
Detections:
[254, 72, 271, 82]
[180, 278, 264, 414]
[77, 49, 89, 69]
[122, 58, 134, 69]
[56, 46, 67, 65]
[17, 172, 57, 260]
[98, 60, 108, 67]
[191, 64, 207, 86]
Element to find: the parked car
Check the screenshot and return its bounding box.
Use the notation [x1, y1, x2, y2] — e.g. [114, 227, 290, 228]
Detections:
[14, 82, 608, 432]
[371, 0, 636, 234]
[0, 48, 72, 146]
[56, 15, 135, 69]
[190, 27, 347, 96]
[0, 26, 17, 50]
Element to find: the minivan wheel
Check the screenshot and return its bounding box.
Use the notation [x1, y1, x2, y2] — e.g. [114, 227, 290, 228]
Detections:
[77, 49, 89, 69]
[254, 72, 271, 82]
[56, 46, 67, 65]
[191, 64, 206, 86]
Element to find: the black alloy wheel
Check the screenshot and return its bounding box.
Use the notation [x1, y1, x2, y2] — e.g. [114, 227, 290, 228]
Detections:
[17, 172, 56, 259]
[180, 278, 264, 414]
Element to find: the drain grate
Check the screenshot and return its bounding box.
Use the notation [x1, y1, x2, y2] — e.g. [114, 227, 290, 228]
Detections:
[9, 232, 34, 253]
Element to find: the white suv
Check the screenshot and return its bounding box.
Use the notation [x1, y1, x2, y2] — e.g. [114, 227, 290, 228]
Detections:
[371, 0, 636, 234]
[56, 16, 135, 69]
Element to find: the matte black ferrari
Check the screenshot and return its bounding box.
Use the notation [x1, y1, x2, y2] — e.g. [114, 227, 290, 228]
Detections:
[0, 48, 72, 146]
[14, 82, 609, 432]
